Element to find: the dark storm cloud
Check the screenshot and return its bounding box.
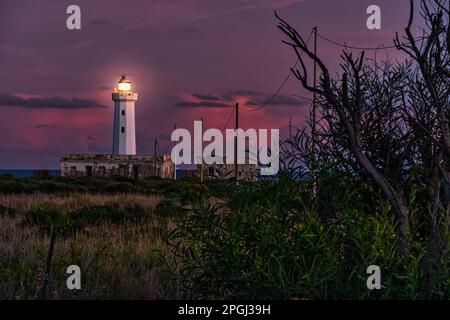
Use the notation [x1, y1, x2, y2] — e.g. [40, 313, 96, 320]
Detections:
[221, 90, 265, 101]
[177, 91, 306, 109]
[232, 90, 266, 97]
[35, 124, 57, 129]
[192, 93, 222, 101]
[246, 93, 308, 107]
[0, 94, 107, 109]
[175, 101, 230, 108]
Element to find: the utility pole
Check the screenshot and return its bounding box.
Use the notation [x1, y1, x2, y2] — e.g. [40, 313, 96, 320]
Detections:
[154, 138, 158, 177]
[289, 117, 292, 139]
[312, 26, 318, 195]
[235, 102, 239, 184]
[200, 117, 204, 183]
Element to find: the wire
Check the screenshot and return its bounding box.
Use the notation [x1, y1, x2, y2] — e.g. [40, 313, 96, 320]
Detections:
[317, 33, 397, 50]
[159, 30, 427, 153]
[221, 106, 235, 131]
[164, 141, 171, 155]
[316, 32, 426, 51]
[238, 31, 425, 113]
[239, 29, 315, 113]
[164, 107, 234, 156]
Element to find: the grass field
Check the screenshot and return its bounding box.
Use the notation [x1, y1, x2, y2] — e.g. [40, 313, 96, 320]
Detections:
[0, 174, 449, 299]
[0, 193, 182, 299]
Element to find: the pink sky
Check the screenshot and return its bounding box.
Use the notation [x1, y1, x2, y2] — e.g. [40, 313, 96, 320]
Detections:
[0, 0, 414, 168]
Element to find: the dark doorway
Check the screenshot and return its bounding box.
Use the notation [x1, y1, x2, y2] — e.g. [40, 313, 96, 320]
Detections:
[85, 166, 93, 177]
[133, 166, 139, 179]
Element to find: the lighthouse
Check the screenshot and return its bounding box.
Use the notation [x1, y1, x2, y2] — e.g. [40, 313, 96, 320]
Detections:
[112, 75, 138, 155]
[60, 75, 175, 180]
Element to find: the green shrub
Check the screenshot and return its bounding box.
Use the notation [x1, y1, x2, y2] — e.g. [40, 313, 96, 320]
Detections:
[156, 200, 186, 219]
[22, 203, 70, 234]
[35, 181, 76, 194]
[22, 203, 152, 237]
[69, 204, 150, 226]
[168, 179, 450, 299]
[0, 180, 25, 193]
[0, 174, 14, 181]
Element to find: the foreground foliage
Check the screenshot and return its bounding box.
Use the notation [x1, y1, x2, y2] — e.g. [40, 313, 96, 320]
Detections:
[170, 176, 450, 299]
[0, 175, 449, 299]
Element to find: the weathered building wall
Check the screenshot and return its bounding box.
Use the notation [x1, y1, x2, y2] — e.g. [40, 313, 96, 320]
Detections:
[60, 154, 175, 179]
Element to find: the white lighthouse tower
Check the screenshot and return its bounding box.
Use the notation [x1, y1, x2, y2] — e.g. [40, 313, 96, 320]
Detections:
[112, 75, 138, 155]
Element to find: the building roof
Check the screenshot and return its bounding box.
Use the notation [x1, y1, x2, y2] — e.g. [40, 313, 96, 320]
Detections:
[60, 154, 171, 164]
[118, 75, 131, 83]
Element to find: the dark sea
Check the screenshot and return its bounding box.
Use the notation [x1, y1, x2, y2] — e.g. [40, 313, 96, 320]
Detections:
[0, 169, 60, 178]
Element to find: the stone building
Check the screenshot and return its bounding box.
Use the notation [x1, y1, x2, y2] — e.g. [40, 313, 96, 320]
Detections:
[60, 154, 175, 179]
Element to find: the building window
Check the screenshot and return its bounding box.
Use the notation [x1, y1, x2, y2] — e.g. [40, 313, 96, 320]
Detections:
[119, 165, 127, 176]
[99, 166, 106, 176]
[121, 127, 125, 133]
[85, 166, 93, 177]
[208, 167, 215, 176]
[121, 110, 125, 116]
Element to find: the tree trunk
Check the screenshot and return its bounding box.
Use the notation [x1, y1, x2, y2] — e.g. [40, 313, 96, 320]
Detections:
[354, 147, 410, 255]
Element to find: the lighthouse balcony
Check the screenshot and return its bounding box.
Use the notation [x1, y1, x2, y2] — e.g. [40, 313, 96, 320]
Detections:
[112, 92, 138, 101]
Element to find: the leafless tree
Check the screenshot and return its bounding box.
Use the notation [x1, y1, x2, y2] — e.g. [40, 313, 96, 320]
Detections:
[276, 13, 414, 254]
[395, 0, 450, 275]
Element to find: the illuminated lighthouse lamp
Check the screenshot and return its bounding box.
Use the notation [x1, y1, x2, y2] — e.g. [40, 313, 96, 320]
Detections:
[115, 75, 132, 93]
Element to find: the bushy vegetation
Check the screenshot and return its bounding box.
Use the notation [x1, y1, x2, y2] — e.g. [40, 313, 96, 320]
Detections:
[168, 176, 450, 299]
[0, 174, 230, 199]
[0, 193, 177, 299]
[0, 174, 449, 299]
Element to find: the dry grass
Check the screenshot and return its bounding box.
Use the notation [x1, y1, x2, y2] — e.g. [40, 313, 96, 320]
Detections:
[0, 193, 182, 300]
[0, 193, 160, 214]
